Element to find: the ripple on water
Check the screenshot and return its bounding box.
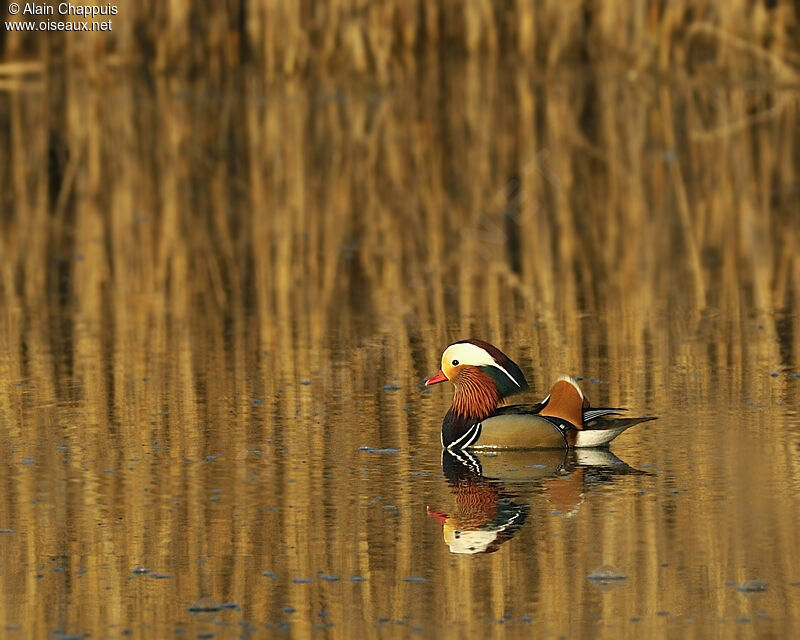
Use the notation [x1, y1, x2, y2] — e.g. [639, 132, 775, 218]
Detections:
[587, 565, 628, 592]
[737, 579, 768, 593]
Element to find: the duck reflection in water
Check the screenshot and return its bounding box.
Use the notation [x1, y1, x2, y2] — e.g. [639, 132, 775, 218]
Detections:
[428, 448, 646, 554]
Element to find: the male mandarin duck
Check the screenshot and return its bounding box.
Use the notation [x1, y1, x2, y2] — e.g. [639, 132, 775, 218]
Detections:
[425, 339, 655, 450]
[426, 450, 529, 554]
[427, 448, 646, 553]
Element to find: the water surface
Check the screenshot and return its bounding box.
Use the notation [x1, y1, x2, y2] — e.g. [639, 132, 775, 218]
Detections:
[1, 53, 800, 639]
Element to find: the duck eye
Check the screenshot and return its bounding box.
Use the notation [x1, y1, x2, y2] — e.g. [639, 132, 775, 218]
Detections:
[451, 359, 459, 366]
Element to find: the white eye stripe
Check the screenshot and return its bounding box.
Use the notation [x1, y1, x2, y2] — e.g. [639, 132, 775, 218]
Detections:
[442, 343, 521, 387]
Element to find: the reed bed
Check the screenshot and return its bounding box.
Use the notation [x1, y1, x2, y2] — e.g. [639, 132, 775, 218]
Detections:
[1, 1, 800, 637]
[2, 1, 799, 80]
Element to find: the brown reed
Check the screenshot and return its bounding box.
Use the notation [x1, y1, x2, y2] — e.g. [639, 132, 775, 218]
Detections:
[1, 2, 800, 637]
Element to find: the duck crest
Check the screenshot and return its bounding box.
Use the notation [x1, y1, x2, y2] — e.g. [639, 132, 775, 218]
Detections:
[453, 339, 529, 396]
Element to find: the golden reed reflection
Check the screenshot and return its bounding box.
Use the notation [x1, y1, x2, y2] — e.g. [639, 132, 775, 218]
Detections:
[1, 5, 800, 637]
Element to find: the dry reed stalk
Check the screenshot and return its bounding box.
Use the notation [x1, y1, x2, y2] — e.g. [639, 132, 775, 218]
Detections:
[0, 1, 797, 82]
[658, 86, 708, 310]
[0, 61, 44, 75]
[687, 22, 800, 141]
[0, 8, 799, 633]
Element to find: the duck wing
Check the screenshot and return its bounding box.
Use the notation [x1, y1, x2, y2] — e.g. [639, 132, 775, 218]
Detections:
[493, 402, 548, 416]
[495, 375, 656, 448]
[494, 400, 628, 425]
[582, 415, 657, 431]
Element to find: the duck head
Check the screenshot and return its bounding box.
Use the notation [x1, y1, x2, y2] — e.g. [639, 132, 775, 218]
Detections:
[427, 508, 528, 555]
[427, 450, 529, 554]
[425, 339, 529, 420]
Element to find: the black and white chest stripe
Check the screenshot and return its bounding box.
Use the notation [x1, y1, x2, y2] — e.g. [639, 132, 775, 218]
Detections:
[446, 421, 483, 450]
[446, 448, 483, 475]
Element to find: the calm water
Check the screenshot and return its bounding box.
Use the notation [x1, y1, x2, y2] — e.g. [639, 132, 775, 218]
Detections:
[2, 58, 800, 638]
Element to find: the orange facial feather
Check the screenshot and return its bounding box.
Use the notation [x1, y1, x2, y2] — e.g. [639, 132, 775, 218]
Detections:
[450, 480, 501, 526]
[451, 366, 502, 419]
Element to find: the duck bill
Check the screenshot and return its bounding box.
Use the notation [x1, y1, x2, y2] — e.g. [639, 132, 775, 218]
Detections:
[426, 507, 449, 525]
[425, 370, 448, 386]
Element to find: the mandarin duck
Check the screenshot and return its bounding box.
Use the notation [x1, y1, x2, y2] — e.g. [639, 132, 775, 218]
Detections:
[428, 448, 647, 553]
[426, 450, 529, 554]
[425, 339, 655, 450]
